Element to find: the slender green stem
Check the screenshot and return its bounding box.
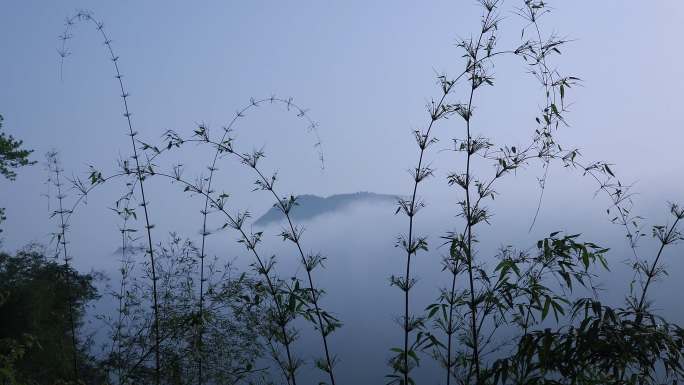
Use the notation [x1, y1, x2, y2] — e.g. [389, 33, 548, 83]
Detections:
[249, 165, 337, 385]
[144, 170, 299, 385]
[51, 158, 80, 381]
[194, 96, 318, 385]
[637, 217, 681, 314]
[61, 13, 161, 383]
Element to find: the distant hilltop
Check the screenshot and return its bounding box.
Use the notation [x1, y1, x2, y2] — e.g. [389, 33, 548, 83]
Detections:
[254, 192, 398, 226]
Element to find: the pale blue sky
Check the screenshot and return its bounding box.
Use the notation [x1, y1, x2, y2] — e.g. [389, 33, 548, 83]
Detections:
[0, 0, 681, 262]
[1, 0, 682, 261]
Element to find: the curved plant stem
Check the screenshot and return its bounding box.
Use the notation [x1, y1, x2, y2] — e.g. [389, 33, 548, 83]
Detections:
[145, 170, 299, 385]
[195, 96, 321, 385]
[60, 12, 160, 384]
[247, 163, 337, 385]
[637, 217, 681, 313]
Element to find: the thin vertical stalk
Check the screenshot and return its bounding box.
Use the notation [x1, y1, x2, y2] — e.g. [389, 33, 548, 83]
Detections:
[525, 2, 558, 233]
[637, 217, 681, 313]
[49, 154, 80, 381]
[401, 82, 452, 383]
[445, 265, 458, 385]
[400, 39, 505, 385]
[116, 231, 127, 385]
[60, 12, 160, 384]
[460, 6, 497, 382]
[463, 84, 481, 384]
[113, 190, 134, 385]
[197, 186, 209, 385]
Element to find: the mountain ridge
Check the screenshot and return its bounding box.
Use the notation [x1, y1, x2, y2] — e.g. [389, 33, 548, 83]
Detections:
[254, 191, 398, 226]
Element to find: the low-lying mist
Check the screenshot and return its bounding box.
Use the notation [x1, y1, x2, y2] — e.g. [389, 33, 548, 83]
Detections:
[82, 192, 684, 384]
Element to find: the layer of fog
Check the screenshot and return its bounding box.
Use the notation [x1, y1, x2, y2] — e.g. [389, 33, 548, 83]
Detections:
[72, 173, 684, 384]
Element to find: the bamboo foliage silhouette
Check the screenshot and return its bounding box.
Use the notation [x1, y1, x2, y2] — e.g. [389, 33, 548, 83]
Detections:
[59, 10, 162, 385]
[60, 95, 331, 384]
[44, 97, 317, 382]
[388, 0, 683, 384]
[159, 111, 339, 383]
[192, 96, 325, 385]
[42, 2, 684, 385]
[46, 151, 80, 381]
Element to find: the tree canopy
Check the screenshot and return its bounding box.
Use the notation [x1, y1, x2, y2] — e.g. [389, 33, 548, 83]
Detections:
[0, 246, 101, 385]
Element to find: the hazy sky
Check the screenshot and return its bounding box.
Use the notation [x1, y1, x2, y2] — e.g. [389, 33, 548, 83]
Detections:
[2, 1, 684, 248]
[2, 2, 684, 382]
[0, 0, 682, 287]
